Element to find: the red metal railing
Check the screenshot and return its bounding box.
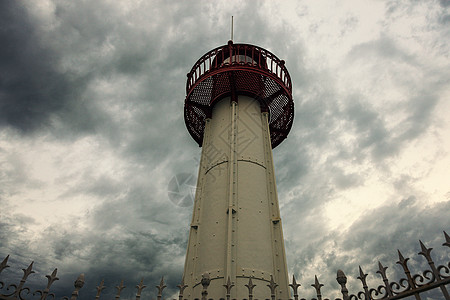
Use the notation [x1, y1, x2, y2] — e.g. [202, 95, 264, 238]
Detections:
[184, 41, 294, 148]
[186, 42, 292, 98]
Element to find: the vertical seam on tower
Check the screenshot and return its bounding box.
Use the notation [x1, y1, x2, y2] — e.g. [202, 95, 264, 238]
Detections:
[263, 112, 289, 297]
[262, 112, 278, 286]
[225, 99, 237, 287]
[194, 118, 211, 285]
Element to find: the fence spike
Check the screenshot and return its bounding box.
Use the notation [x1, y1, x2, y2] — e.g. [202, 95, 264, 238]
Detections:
[46, 269, 60, 287]
[267, 275, 278, 300]
[336, 270, 348, 300]
[0, 255, 10, 274]
[396, 250, 415, 290]
[33, 268, 59, 300]
[245, 277, 256, 300]
[358, 266, 368, 283]
[357, 266, 369, 299]
[0, 255, 10, 293]
[135, 278, 147, 300]
[95, 279, 106, 300]
[376, 261, 393, 297]
[177, 277, 188, 300]
[156, 277, 166, 300]
[223, 276, 234, 300]
[289, 275, 301, 300]
[70, 273, 85, 300]
[23, 261, 36, 278]
[443, 231, 450, 248]
[1, 232, 448, 300]
[115, 280, 126, 300]
[418, 240, 433, 262]
[13, 262, 35, 298]
[418, 240, 438, 281]
[419, 239, 450, 299]
[311, 275, 323, 300]
[397, 250, 408, 265]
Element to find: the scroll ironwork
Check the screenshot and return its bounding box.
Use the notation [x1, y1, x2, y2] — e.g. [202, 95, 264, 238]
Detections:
[0, 231, 448, 300]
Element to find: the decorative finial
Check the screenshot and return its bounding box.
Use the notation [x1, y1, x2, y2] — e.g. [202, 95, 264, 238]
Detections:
[336, 270, 349, 300]
[201, 273, 210, 300]
[70, 274, 85, 300]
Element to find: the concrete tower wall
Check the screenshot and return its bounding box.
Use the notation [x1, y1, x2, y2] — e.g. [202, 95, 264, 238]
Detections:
[183, 95, 289, 299]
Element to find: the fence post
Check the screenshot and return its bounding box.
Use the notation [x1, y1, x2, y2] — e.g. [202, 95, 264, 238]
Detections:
[336, 270, 349, 300]
[69, 274, 85, 300]
[201, 273, 210, 300]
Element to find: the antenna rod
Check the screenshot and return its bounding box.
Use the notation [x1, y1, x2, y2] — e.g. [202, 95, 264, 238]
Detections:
[231, 16, 234, 41]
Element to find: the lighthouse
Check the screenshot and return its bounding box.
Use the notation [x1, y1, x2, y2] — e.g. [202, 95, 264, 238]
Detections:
[182, 41, 294, 299]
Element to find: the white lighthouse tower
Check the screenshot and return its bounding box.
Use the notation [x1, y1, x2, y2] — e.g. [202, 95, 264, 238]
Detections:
[182, 41, 294, 299]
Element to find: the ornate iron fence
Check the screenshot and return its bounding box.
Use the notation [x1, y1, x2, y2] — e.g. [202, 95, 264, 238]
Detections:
[1, 231, 449, 300]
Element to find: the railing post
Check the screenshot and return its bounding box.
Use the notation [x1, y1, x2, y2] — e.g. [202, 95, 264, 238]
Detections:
[69, 274, 85, 300]
[336, 270, 349, 300]
[201, 273, 210, 300]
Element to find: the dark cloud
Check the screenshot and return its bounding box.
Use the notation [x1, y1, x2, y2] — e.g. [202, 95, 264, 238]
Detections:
[1, 189, 190, 299]
[440, 13, 450, 24]
[0, 213, 35, 262]
[344, 96, 397, 160]
[0, 1, 98, 134]
[440, 0, 450, 7]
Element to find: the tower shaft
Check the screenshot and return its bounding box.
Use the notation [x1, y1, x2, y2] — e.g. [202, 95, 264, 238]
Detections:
[183, 95, 289, 299]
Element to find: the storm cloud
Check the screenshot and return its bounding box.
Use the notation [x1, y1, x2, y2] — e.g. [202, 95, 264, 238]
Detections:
[1, 1, 449, 299]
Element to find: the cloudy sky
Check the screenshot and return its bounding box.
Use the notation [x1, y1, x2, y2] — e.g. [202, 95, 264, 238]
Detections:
[1, 0, 449, 299]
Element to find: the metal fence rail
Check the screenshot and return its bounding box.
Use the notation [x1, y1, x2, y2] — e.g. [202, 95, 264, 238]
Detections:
[1, 231, 449, 300]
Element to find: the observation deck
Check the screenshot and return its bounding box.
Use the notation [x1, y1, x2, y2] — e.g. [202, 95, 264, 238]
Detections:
[184, 41, 294, 148]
